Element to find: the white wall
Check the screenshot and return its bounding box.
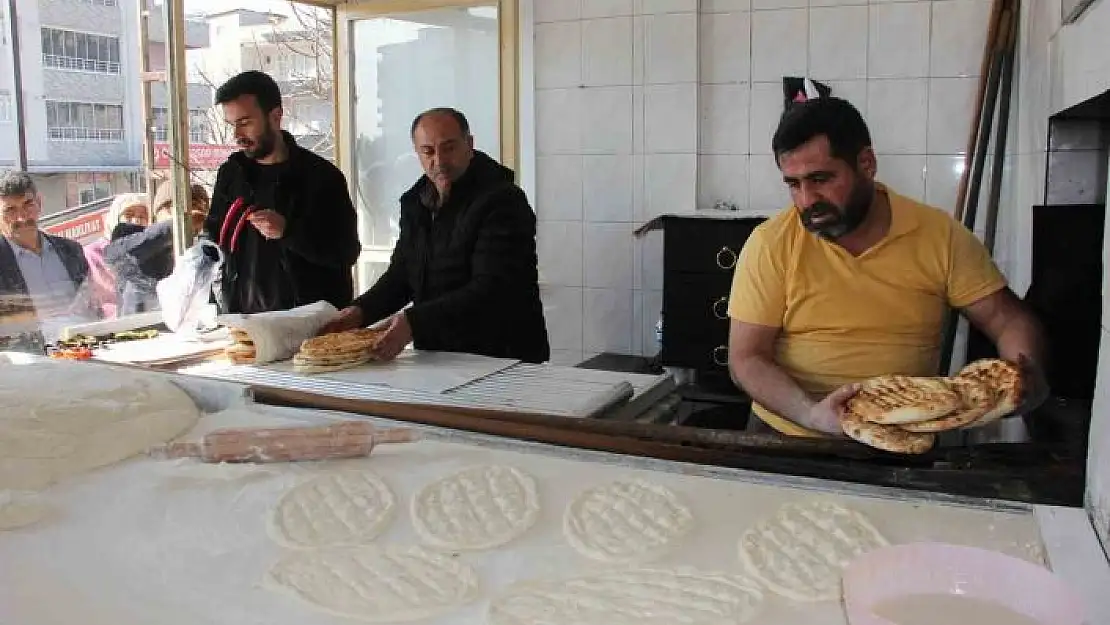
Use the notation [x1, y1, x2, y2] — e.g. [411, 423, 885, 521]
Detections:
[1019, 0, 1110, 557]
[529, 0, 995, 365]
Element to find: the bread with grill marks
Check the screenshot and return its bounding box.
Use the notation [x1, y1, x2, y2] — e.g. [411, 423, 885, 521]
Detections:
[845, 375, 962, 425]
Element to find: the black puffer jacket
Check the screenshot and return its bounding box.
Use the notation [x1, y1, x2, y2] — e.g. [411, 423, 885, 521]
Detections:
[353, 151, 550, 363]
[203, 132, 360, 314]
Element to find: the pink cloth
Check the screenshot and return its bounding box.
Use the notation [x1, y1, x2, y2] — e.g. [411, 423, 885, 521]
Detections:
[83, 239, 117, 319]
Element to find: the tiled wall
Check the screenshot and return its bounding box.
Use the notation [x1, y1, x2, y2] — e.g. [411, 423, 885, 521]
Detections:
[531, 0, 995, 365]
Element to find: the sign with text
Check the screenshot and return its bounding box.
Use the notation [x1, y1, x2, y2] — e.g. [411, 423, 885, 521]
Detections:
[154, 143, 237, 171]
[43, 209, 109, 245]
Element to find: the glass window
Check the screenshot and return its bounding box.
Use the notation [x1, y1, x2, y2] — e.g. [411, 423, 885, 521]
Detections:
[41, 28, 121, 73]
[0, 91, 12, 123]
[349, 5, 499, 263]
[45, 100, 124, 141]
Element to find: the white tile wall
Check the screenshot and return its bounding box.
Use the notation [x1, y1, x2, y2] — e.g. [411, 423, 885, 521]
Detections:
[583, 18, 633, 86]
[532, 0, 994, 358]
[751, 9, 808, 82]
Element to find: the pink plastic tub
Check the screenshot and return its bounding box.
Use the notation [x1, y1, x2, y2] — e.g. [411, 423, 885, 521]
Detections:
[842, 542, 1087, 625]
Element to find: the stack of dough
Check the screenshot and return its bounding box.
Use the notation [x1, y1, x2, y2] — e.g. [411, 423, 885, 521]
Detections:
[292, 327, 386, 374]
[224, 327, 256, 364]
[841, 359, 1024, 454]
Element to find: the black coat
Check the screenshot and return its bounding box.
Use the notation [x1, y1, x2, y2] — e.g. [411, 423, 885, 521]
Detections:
[104, 221, 174, 316]
[203, 132, 361, 314]
[354, 151, 550, 363]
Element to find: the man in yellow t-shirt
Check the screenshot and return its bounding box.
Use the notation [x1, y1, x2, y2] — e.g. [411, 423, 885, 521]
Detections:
[727, 97, 1044, 437]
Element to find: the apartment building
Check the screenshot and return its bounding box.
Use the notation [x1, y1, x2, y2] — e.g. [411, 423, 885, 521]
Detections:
[0, 0, 210, 214]
[189, 7, 333, 160]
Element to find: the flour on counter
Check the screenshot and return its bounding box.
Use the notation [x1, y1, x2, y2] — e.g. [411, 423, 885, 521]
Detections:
[412, 465, 539, 551]
[270, 471, 396, 548]
[563, 479, 694, 564]
[267, 545, 479, 622]
[0, 491, 52, 530]
[738, 500, 889, 602]
[488, 568, 765, 625]
[0, 361, 200, 491]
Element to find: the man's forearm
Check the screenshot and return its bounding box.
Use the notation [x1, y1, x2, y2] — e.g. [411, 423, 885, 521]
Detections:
[731, 354, 816, 427]
[994, 312, 1046, 366]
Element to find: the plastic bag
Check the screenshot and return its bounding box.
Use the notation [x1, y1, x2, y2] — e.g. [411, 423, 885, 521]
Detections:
[156, 239, 224, 333]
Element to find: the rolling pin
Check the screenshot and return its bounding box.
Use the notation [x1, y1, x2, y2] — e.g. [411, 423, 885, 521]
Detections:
[148, 421, 418, 464]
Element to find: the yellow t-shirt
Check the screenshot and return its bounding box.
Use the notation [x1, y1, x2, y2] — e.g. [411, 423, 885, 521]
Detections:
[727, 186, 1007, 436]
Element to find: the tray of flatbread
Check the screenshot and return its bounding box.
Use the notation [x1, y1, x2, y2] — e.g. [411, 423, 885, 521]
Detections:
[840, 359, 1030, 455]
[291, 327, 387, 374]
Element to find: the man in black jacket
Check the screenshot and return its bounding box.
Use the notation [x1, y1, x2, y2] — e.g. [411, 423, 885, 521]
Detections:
[320, 108, 549, 363]
[204, 71, 360, 314]
[0, 170, 96, 349]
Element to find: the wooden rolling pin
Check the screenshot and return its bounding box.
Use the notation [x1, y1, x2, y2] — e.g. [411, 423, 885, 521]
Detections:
[148, 421, 418, 464]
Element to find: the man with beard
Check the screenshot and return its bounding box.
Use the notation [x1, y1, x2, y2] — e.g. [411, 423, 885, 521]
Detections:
[727, 97, 1044, 436]
[0, 171, 97, 348]
[319, 108, 549, 363]
[204, 71, 359, 314]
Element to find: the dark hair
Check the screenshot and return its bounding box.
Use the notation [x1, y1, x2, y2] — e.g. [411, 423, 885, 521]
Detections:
[0, 170, 36, 198]
[215, 70, 282, 113]
[410, 107, 471, 138]
[771, 97, 872, 164]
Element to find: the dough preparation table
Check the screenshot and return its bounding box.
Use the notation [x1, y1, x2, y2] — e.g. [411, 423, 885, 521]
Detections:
[1, 369, 1106, 625]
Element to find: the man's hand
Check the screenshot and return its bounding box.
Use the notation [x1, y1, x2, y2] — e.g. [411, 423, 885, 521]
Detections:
[803, 383, 861, 435]
[371, 312, 413, 361]
[246, 209, 286, 239]
[318, 306, 363, 336]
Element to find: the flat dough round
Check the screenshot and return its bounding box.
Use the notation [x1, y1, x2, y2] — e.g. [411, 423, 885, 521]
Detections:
[271, 471, 396, 548]
[738, 500, 889, 602]
[564, 479, 693, 564]
[0, 491, 51, 530]
[267, 545, 479, 623]
[489, 568, 764, 625]
[412, 465, 539, 551]
[0, 361, 200, 490]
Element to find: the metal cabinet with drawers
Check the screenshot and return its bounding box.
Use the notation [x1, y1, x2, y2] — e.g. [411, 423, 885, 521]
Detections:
[658, 216, 766, 377]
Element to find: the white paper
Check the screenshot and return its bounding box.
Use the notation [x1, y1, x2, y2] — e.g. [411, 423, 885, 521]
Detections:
[93, 332, 232, 365]
[262, 349, 519, 394]
[217, 301, 338, 364]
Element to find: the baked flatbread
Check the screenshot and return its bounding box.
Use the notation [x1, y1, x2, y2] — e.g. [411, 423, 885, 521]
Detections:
[299, 327, 386, 357]
[900, 377, 997, 433]
[227, 328, 253, 344]
[292, 352, 373, 374]
[845, 375, 961, 425]
[841, 409, 936, 455]
[225, 342, 256, 365]
[957, 358, 1023, 427]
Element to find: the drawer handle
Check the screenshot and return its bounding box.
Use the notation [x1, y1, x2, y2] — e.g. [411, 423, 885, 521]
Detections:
[712, 296, 729, 320]
[716, 246, 737, 270]
[712, 345, 728, 367]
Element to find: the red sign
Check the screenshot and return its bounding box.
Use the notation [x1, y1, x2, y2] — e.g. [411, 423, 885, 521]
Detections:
[154, 142, 237, 170]
[44, 209, 109, 246]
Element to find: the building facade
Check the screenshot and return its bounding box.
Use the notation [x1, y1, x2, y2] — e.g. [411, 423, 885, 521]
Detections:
[0, 0, 209, 214]
[188, 8, 333, 160]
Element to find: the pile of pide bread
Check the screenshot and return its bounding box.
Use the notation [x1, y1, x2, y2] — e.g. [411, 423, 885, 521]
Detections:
[841, 358, 1023, 454]
[222, 326, 387, 374]
[291, 327, 388, 374]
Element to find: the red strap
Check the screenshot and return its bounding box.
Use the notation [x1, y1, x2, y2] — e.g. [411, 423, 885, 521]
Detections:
[229, 206, 257, 253]
[218, 198, 246, 248]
